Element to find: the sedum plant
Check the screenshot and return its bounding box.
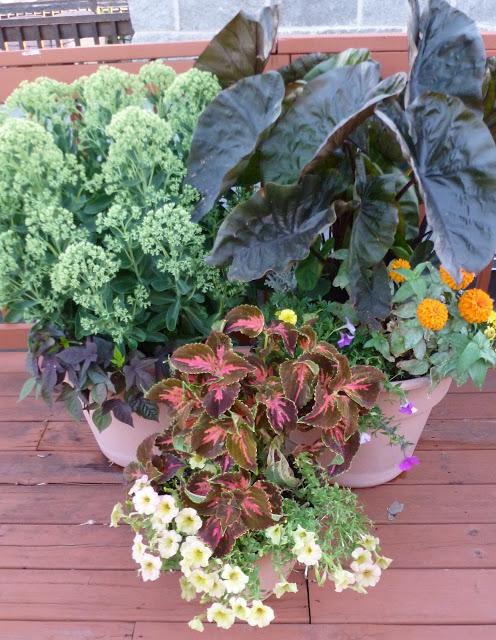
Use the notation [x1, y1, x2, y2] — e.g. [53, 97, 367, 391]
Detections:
[185, 1, 496, 332]
[1, 63, 247, 424]
[110, 306, 391, 631]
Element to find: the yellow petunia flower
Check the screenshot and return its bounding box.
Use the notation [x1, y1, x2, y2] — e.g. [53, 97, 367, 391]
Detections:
[416, 299, 448, 331]
[458, 289, 493, 324]
[276, 309, 298, 325]
[389, 259, 411, 283]
[439, 266, 475, 290]
[485, 326, 496, 340]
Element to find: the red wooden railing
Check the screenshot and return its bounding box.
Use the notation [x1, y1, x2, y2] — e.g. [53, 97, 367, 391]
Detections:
[0, 33, 495, 348]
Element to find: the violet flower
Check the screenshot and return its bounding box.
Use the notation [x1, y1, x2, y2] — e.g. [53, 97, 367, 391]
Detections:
[337, 332, 354, 348]
[344, 316, 356, 335]
[397, 456, 420, 471]
[360, 433, 371, 444]
[399, 402, 418, 415]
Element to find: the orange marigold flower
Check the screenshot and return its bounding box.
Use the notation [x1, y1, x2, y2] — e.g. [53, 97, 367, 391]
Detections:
[417, 299, 448, 331]
[439, 266, 475, 290]
[458, 289, 493, 324]
[389, 259, 411, 283]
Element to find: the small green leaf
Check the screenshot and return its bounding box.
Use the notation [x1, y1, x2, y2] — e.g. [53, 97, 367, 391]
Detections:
[91, 383, 108, 405]
[92, 407, 112, 433]
[18, 377, 37, 402]
[397, 359, 429, 375]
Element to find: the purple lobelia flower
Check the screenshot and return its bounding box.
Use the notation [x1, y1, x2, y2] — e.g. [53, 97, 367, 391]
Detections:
[360, 432, 371, 444]
[337, 332, 354, 348]
[397, 456, 420, 471]
[399, 402, 418, 415]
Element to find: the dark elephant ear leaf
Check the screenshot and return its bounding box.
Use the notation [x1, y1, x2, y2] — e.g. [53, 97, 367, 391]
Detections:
[406, 0, 485, 112]
[483, 57, 496, 143]
[277, 53, 332, 84]
[261, 62, 407, 185]
[194, 6, 279, 88]
[303, 48, 372, 82]
[205, 172, 341, 282]
[350, 263, 392, 330]
[377, 93, 496, 279]
[186, 72, 285, 221]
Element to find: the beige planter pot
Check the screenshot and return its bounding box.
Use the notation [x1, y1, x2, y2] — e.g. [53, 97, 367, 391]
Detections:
[254, 555, 295, 600]
[83, 405, 170, 468]
[337, 376, 452, 488]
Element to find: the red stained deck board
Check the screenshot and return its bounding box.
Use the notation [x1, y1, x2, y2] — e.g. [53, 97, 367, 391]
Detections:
[418, 419, 496, 450]
[0, 568, 308, 623]
[0, 621, 135, 640]
[374, 523, 496, 569]
[134, 622, 496, 640]
[1, 522, 493, 571]
[0, 371, 31, 396]
[0, 524, 135, 570]
[37, 420, 101, 451]
[1, 483, 494, 526]
[0, 451, 123, 484]
[0, 395, 73, 422]
[0, 421, 46, 451]
[309, 569, 496, 624]
[0, 351, 27, 373]
[431, 393, 496, 421]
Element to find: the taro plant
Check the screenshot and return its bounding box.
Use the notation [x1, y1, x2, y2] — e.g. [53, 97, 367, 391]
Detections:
[138, 304, 385, 535]
[186, 0, 496, 330]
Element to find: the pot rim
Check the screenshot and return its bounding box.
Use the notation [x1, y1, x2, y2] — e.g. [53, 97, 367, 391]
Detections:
[386, 375, 452, 392]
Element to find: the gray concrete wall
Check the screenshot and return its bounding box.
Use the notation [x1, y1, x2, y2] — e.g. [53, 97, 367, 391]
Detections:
[129, 0, 496, 43]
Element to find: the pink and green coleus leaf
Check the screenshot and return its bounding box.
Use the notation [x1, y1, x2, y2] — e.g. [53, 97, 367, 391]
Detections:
[266, 321, 299, 355]
[154, 429, 175, 454]
[202, 381, 240, 419]
[336, 395, 360, 439]
[146, 378, 197, 413]
[171, 343, 252, 385]
[206, 330, 233, 358]
[223, 305, 265, 338]
[300, 380, 342, 430]
[158, 453, 185, 482]
[253, 479, 283, 515]
[259, 387, 298, 434]
[312, 340, 340, 361]
[199, 516, 247, 556]
[320, 428, 360, 478]
[230, 399, 255, 428]
[241, 485, 277, 530]
[226, 425, 257, 472]
[345, 365, 385, 408]
[191, 413, 228, 458]
[280, 359, 319, 408]
[244, 354, 270, 385]
[215, 494, 242, 531]
[211, 470, 250, 491]
[298, 323, 318, 352]
[136, 434, 158, 466]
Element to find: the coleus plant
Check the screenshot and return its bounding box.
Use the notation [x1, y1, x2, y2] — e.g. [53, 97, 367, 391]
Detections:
[186, 0, 496, 328]
[127, 305, 385, 555]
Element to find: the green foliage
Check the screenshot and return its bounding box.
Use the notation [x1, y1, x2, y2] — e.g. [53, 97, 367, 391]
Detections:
[1, 64, 247, 353]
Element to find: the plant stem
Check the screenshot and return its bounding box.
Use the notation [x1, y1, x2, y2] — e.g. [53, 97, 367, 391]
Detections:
[395, 176, 416, 202]
[310, 246, 327, 265]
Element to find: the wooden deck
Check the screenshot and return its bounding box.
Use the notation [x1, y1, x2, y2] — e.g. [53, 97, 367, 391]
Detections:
[0, 350, 495, 639]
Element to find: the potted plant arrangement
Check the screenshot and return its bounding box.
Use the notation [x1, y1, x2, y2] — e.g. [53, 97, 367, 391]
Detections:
[111, 305, 392, 631]
[0, 62, 248, 465]
[180, 0, 496, 485]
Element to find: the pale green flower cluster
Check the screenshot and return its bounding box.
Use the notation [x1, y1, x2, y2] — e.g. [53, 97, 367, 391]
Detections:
[161, 68, 221, 151]
[5, 77, 78, 123]
[0, 63, 244, 344]
[82, 66, 146, 119]
[0, 118, 79, 214]
[139, 60, 177, 92]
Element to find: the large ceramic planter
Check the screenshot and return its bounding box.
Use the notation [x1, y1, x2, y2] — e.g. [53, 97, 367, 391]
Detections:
[337, 376, 452, 488]
[83, 404, 170, 468]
